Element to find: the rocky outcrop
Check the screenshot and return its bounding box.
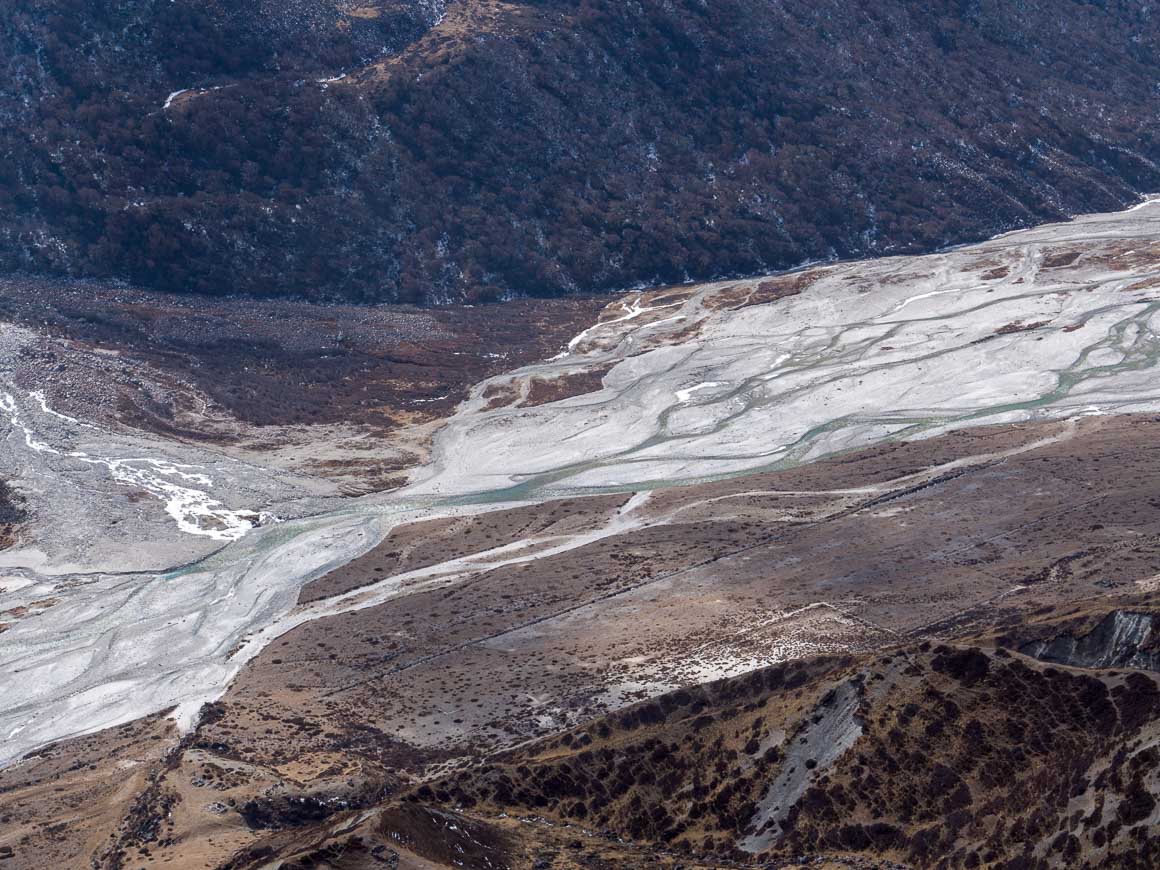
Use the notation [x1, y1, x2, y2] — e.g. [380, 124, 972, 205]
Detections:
[0, 480, 25, 549]
[1020, 611, 1160, 672]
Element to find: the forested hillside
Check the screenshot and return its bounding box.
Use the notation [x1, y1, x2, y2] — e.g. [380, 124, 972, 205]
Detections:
[3, 0, 1159, 302]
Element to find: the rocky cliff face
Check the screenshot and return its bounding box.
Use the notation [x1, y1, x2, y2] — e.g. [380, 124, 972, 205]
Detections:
[4, 0, 1160, 302]
[1022, 611, 1160, 672]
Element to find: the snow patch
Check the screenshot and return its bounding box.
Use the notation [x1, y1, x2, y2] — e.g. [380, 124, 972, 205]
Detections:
[162, 89, 190, 109]
[675, 381, 724, 403]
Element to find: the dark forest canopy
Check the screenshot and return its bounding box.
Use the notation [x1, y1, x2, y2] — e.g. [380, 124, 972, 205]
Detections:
[2, 0, 1159, 303]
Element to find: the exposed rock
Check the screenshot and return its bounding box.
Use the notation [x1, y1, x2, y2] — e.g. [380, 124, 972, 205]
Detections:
[739, 677, 863, 853]
[1020, 611, 1160, 672]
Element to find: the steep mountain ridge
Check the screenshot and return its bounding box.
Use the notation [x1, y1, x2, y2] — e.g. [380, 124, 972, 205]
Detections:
[405, 633, 1160, 868]
[4, 0, 1160, 302]
[201, 607, 1160, 869]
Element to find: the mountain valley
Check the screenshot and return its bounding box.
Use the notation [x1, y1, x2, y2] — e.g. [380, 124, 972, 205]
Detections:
[3, 202, 1160, 867]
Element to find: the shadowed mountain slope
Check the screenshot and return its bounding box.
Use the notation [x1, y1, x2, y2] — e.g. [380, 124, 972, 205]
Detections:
[4, 0, 1160, 301]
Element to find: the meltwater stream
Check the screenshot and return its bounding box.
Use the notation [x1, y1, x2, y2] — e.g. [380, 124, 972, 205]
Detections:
[4, 200, 1160, 766]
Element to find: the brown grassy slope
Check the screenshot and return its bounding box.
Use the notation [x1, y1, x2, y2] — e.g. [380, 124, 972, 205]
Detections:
[413, 634, 1160, 869]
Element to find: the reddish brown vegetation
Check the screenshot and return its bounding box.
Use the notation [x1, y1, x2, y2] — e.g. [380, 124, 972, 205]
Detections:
[995, 320, 1050, 335]
[4, 1, 1160, 302]
[523, 366, 612, 408]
